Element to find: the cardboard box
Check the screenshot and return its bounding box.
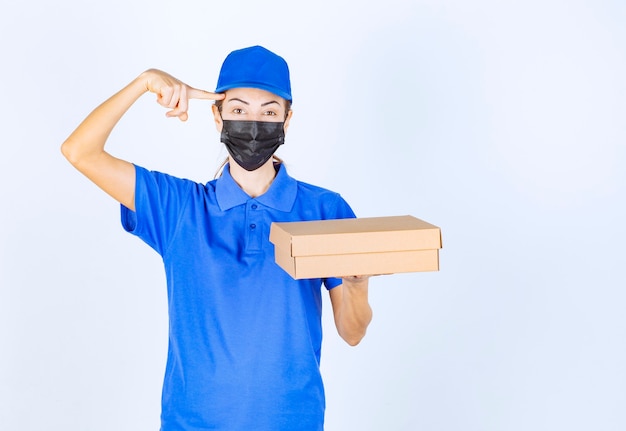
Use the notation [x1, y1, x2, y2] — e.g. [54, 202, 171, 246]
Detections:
[269, 215, 442, 279]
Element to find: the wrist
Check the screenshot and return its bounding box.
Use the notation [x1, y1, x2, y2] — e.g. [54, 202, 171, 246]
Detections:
[137, 69, 154, 93]
[342, 274, 368, 284]
[341, 276, 369, 292]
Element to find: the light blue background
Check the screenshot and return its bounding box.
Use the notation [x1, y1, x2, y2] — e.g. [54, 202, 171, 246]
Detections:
[1, 1, 625, 430]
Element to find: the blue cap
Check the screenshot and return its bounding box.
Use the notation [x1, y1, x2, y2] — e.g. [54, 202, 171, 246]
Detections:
[215, 45, 292, 102]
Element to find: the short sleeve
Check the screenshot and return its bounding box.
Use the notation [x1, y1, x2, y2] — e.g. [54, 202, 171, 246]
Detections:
[121, 165, 194, 256]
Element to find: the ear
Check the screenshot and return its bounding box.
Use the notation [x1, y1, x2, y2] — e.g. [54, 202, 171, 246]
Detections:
[211, 104, 223, 133]
[283, 109, 293, 134]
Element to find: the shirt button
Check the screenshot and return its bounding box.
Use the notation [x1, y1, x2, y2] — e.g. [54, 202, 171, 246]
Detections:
[250, 224, 257, 229]
[251, 204, 258, 210]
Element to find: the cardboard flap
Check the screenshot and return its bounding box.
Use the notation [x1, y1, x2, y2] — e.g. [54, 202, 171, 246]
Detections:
[269, 215, 442, 257]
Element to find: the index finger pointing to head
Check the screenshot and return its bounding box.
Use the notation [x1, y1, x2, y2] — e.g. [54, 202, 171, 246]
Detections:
[188, 87, 225, 101]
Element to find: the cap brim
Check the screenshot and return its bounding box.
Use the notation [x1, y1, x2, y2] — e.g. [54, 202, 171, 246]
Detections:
[215, 82, 292, 102]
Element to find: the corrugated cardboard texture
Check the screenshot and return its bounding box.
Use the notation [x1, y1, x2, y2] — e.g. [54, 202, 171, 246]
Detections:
[269, 215, 442, 279]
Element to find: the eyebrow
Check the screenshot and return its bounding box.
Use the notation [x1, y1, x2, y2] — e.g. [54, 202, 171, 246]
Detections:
[226, 97, 281, 107]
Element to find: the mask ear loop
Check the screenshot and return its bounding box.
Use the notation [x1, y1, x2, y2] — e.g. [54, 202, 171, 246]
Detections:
[214, 108, 228, 179]
[213, 102, 232, 179]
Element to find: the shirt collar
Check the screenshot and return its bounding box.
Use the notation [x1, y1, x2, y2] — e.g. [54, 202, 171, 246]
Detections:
[215, 163, 297, 212]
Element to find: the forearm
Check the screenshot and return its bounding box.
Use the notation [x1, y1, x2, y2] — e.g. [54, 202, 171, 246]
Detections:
[61, 73, 148, 166]
[333, 277, 373, 346]
[60, 69, 220, 210]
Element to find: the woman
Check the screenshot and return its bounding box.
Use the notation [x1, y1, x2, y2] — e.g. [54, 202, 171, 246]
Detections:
[62, 45, 373, 431]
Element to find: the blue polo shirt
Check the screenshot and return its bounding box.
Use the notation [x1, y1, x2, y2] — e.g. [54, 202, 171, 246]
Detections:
[121, 163, 355, 431]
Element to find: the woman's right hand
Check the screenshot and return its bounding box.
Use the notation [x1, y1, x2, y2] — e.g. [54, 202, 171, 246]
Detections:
[62, 69, 225, 210]
[141, 69, 225, 121]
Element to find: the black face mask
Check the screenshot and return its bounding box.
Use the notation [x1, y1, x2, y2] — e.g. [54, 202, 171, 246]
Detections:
[220, 120, 285, 171]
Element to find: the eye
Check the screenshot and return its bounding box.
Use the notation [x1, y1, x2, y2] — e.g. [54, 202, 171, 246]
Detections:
[263, 110, 278, 116]
[232, 108, 246, 115]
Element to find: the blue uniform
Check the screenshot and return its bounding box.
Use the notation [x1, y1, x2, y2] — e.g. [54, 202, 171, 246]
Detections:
[121, 163, 355, 431]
